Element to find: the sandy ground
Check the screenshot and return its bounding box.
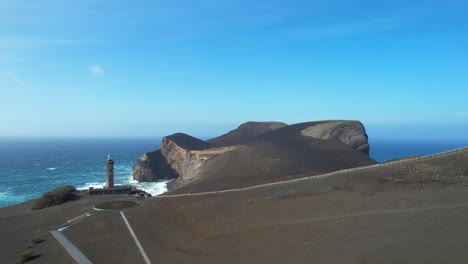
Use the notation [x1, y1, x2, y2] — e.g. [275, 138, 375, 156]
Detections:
[1, 148, 467, 263]
[0, 194, 141, 264]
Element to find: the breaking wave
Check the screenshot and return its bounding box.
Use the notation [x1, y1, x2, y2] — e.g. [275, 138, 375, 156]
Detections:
[128, 177, 172, 196]
[76, 176, 172, 197]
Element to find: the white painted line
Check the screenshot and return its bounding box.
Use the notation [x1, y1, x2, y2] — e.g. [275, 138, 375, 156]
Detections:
[120, 211, 151, 264]
[50, 230, 92, 264]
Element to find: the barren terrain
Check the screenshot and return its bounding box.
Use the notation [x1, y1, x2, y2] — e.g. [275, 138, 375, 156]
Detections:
[1, 148, 468, 263]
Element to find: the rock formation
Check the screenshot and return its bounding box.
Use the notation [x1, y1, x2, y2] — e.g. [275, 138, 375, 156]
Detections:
[133, 120, 376, 191]
[300, 120, 370, 154]
[133, 133, 215, 182]
[133, 122, 284, 182]
[132, 150, 175, 182]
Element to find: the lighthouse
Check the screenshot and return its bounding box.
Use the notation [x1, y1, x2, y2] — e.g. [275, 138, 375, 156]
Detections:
[88, 154, 133, 195]
[106, 153, 114, 188]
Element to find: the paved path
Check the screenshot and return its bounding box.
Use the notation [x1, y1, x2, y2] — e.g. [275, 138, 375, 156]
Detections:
[50, 212, 94, 263]
[50, 230, 92, 264]
[121, 211, 151, 264]
[54, 212, 94, 231]
[159, 147, 468, 198]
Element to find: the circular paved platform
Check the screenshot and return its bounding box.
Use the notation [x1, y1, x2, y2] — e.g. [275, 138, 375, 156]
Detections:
[93, 200, 139, 211]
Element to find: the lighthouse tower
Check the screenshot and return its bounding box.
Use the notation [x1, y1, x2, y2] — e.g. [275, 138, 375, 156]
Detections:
[106, 154, 114, 188]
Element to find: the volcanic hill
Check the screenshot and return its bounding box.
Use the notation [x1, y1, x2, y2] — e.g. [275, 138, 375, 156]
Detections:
[133, 120, 377, 192]
[207, 121, 287, 147]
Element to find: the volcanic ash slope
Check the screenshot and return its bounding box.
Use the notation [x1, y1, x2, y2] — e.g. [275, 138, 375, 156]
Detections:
[134, 120, 376, 193]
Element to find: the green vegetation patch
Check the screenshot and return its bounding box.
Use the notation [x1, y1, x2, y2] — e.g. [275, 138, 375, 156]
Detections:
[31, 237, 45, 244]
[17, 249, 41, 263]
[32, 185, 77, 210]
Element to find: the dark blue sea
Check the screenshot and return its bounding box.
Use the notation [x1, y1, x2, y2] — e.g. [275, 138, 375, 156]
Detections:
[0, 138, 168, 208]
[0, 138, 467, 208]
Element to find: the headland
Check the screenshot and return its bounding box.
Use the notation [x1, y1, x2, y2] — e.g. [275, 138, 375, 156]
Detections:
[1, 120, 468, 263]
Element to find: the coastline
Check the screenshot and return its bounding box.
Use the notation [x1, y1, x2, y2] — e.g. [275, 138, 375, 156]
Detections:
[1, 138, 468, 208]
[1, 147, 468, 263]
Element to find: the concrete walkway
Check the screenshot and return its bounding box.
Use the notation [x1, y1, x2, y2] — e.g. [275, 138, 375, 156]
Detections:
[121, 211, 151, 264]
[50, 230, 92, 264]
[50, 212, 94, 264]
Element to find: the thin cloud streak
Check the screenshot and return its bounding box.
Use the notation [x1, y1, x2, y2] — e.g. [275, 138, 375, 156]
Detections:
[89, 65, 103, 77]
[5, 71, 28, 89]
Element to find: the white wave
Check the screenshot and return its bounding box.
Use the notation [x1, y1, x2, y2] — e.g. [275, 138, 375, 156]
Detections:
[128, 176, 138, 184]
[77, 181, 106, 190]
[126, 175, 172, 196]
[76, 175, 172, 196]
[46, 167, 57, 171]
[130, 180, 172, 196]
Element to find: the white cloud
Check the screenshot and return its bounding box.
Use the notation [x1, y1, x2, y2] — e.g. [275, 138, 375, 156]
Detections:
[89, 65, 103, 77]
[5, 71, 27, 88]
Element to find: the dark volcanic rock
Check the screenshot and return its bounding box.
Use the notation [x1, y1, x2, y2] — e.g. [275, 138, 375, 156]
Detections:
[132, 150, 176, 182]
[133, 122, 285, 182]
[165, 133, 214, 150]
[300, 120, 370, 155]
[133, 133, 215, 182]
[171, 121, 376, 194]
[208, 121, 287, 147]
[133, 120, 375, 191]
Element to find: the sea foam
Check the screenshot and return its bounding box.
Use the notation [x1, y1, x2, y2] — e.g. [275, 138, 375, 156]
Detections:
[76, 177, 172, 197]
[77, 182, 107, 190]
[128, 176, 172, 196]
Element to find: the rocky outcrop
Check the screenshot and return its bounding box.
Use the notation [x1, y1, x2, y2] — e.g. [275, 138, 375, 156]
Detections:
[132, 150, 176, 182]
[169, 121, 376, 194]
[133, 122, 287, 182]
[133, 133, 231, 182]
[133, 120, 373, 190]
[300, 121, 370, 155]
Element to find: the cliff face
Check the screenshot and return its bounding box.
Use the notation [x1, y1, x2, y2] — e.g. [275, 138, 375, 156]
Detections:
[160, 137, 217, 183]
[133, 133, 230, 182]
[300, 121, 370, 155]
[170, 120, 376, 194]
[133, 122, 284, 182]
[132, 150, 176, 182]
[133, 120, 374, 189]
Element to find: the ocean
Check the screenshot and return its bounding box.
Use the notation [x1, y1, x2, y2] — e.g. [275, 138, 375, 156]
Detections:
[0, 137, 467, 208]
[0, 138, 167, 208]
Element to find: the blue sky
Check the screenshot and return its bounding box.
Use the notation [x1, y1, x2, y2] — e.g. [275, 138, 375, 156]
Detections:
[0, 0, 467, 139]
